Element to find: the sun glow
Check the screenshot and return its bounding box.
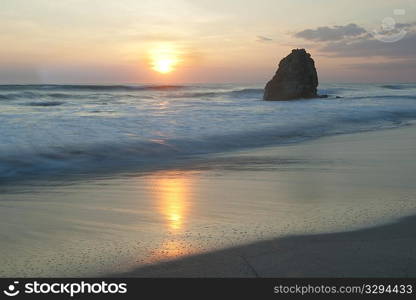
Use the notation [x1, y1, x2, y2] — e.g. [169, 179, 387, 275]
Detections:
[144, 171, 198, 263]
[149, 44, 180, 74]
[153, 58, 176, 73]
[149, 171, 194, 231]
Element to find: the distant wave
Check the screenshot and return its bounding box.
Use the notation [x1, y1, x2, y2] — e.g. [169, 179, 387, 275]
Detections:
[0, 93, 23, 100]
[380, 84, 416, 90]
[46, 93, 77, 99]
[0, 91, 49, 100]
[56, 84, 188, 91]
[0, 91, 120, 101]
[172, 88, 264, 98]
[0, 84, 187, 92]
[0, 85, 263, 98]
[346, 95, 416, 100]
[25, 101, 64, 107]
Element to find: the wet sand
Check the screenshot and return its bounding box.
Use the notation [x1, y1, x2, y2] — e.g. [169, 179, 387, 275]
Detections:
[116, 215, 416, 277]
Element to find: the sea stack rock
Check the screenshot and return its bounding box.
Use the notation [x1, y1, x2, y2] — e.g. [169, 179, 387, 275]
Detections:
[263, 49, 318, 101]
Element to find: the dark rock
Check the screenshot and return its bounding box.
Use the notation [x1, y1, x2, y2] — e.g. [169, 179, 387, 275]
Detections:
[263, 49, 319, 101]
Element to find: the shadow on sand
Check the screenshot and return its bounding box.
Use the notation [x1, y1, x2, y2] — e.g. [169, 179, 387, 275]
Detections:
[112, 215, 416, 277]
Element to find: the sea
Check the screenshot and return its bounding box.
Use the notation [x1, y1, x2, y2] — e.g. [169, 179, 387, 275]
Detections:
[1, 83, 416, 182]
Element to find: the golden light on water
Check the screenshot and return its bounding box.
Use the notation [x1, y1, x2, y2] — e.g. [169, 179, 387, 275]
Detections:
[145, 171, 199, 262]
[150, 171, 194, 231]
[163, 178, 184, 230]
[149, 44, 180, 74]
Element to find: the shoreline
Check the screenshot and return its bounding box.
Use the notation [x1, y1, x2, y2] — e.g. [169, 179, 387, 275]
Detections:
[2, 120, 415, 188]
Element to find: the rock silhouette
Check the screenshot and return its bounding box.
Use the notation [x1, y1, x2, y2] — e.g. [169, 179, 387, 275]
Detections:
[263, 49, 318, 101]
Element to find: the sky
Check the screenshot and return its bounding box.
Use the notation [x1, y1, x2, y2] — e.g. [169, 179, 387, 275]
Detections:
[1, 0, 415, 84]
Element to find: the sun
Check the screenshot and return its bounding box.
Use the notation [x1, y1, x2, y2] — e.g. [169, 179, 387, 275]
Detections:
[149, 44, 180, 74]
[153, 58, 176, 74]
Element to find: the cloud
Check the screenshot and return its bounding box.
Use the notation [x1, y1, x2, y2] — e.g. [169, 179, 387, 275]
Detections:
[294, 23, 366, 41]
[321, 29, 416, 58]
[256, 35, 273, 42]
[294, 22, 416, 59]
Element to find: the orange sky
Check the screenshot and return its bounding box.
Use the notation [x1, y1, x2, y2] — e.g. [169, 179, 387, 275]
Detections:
[1, 0, 415, 84]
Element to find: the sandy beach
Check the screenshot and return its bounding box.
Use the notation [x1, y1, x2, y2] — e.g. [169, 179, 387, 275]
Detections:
[1, 124, 416, 277]
[113, 124, 416, 277]
[116, 215, 416, 277]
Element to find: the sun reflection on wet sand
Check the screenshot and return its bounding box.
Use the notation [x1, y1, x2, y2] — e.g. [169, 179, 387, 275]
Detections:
[146, 171, 197, 262]
[149, 170, 195, 232]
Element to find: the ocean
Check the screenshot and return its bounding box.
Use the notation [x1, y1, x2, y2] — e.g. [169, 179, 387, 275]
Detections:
[1, 83, 416, 182]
